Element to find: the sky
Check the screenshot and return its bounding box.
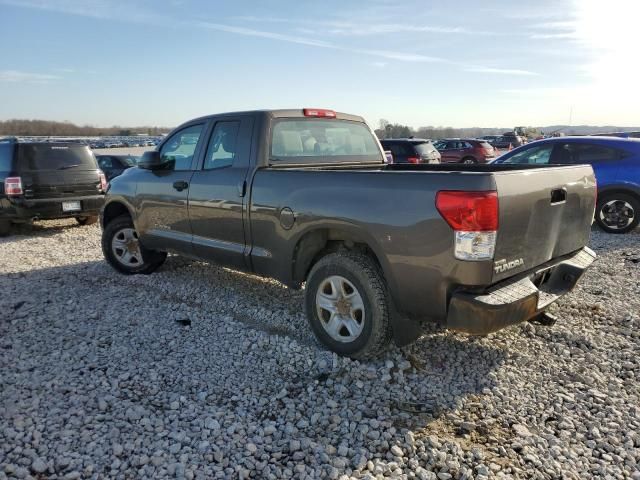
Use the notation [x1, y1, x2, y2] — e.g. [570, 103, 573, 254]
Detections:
[0, 0, 638, 129]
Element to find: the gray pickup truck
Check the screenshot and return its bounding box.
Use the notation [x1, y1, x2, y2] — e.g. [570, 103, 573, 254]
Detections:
[100, 109, 596, 358]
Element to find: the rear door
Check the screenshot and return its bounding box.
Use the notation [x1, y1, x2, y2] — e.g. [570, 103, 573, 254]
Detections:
[135, 123, 206, 253]
[491, 165, 596, 282]
[16, 144, 101, 199]
[187, 116, 254, 269]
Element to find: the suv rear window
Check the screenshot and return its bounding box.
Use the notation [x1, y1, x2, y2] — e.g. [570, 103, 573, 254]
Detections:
[271, 119, 383, 164]
[0, 141, 14, 172]
[18, 144, 97, 171]
[413, 142, 435, 155]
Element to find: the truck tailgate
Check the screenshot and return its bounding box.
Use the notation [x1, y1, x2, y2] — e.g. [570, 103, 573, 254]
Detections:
[492, 165, 596, 282]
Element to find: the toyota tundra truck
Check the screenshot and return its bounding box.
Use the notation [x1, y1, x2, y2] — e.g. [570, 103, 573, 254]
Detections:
[100, 109, 596, 358]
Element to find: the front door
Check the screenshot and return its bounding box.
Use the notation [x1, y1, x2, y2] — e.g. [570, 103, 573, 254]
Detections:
[188, 116, 254, 270]
[135, 123, 206, 254]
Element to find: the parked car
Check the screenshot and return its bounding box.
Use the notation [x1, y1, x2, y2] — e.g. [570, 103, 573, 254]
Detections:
[433, 139, 496, 164]
[591, 131, 640, 139]
[96, 155, 137, 181]
[492, 136, 640, 233]
[482, 135, 501, 145]
[379, 138, 441, 164]
[0, 137, 106, 235]
[493, 133, 524, 149]
[101, 108, 596, 358]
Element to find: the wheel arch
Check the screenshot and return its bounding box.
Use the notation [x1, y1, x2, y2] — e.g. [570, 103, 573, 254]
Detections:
[290, 225, 392, 290]
[101, 200, 134, 229]
[597, 184, 640, 203]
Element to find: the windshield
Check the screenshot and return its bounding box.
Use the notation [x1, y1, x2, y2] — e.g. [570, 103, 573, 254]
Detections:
[270, 119, 383, 164]
[19, 144, 97, 171]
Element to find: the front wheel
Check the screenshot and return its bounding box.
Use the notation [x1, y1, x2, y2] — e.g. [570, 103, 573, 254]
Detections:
[305, 251, 392, 359]
[76, 215, 99, 226]
[595, 193, 639, 234]
[102, 215, 167, 274]
[461, 157, 477, 164]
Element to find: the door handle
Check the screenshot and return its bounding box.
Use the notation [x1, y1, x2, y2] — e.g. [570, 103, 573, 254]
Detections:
[550, 188, 567, 204]
[173, 180, 189, 191]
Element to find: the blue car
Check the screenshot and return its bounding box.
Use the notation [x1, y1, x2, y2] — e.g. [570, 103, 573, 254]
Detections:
[493, 136, 640, 233]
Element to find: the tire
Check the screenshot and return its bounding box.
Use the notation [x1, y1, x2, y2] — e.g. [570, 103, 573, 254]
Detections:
[76, 215, 99, 226]
[595, 193, 639, 234]
[0, 219, 11, 237]
[305, 250, 392, 359]
[461, 157, 477, 164]
[102, 215, 167, 274]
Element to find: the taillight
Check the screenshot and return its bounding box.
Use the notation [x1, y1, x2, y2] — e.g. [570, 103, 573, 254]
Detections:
[436, 191, 498, 261]
[98, 170, 107, 192]
[4, 177, 23, 196]
[407, 157, 420, 164]
[303, 108, 336, 118]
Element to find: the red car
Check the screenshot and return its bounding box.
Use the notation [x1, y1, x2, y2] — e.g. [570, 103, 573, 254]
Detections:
[433, 139, 496, 164]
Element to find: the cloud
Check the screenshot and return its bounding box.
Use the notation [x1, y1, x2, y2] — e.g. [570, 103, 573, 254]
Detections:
[465, 66, 539, 76]
[371, 61, 388, 68]
[3, 1, 532, 75]
[232, 15, 495, 36]
[198, 22, 447, 64]
[0, 70, 61, 83]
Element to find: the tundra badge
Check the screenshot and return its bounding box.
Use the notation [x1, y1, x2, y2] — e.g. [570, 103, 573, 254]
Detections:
[494, 258, 525, 274]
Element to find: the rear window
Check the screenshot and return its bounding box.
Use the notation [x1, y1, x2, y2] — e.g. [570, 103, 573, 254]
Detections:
[271, 119, 383, 164]
[18, 144, 97, 171]
[413, 141, 435, 155]
[0, 141, 14, 171]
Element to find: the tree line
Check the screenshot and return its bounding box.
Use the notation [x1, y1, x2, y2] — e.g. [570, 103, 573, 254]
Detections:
[0, 119, 169, 137]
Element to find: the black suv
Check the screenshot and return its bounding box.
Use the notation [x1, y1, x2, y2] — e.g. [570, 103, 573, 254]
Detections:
[0, 138, 106, 235]
[380, 138, 441, 164]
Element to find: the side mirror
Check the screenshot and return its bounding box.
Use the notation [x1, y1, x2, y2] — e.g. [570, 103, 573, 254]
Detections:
[137, 150, 163, 170]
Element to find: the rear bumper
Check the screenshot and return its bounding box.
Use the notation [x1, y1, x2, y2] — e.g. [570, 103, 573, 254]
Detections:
[445, 247, 596, 335]
[0, 195, 105, 221]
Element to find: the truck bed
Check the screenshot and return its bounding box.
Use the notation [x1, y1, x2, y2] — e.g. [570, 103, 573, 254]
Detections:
[250, 163, 596, 321]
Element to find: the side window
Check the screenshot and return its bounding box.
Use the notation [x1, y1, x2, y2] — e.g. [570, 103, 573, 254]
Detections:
[204, 121, 240, 170]
[505, 144, 554, 164]
[160, 124, 204, 171]
[575, 144, 623, 162]
[97, 157, 113, 169]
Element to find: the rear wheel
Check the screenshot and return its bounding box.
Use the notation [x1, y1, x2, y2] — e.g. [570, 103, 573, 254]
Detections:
[0, 219, 11, 237]
[102, 215, 167, 274]
[461, 157, 477, 164]
[305, 250, 392, 359]
[595, 193, 639, 234]
[76, 215, 99, 226]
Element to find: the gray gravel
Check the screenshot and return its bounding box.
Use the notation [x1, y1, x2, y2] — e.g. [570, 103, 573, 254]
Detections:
[0, 221, 638, 479]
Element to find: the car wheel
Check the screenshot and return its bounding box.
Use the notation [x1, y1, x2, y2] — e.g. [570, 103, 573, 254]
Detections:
[75, 215, 99, 226]
[595, 193, 639, 234]
[0, 219, 11, 237]
[102, 215, 167, 274]
[305, 250, 392, 359]
[461, 157, 477, 164]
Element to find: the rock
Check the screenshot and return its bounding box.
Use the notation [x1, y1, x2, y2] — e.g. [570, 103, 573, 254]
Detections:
[31, 458, 47, 474]
[390, 445, 404, 457]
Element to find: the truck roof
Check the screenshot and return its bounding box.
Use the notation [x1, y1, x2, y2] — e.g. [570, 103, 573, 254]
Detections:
[181, 109, 367, 126]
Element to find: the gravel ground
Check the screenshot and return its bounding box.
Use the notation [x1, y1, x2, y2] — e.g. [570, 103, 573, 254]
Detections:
[0, 222, 638, 479]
